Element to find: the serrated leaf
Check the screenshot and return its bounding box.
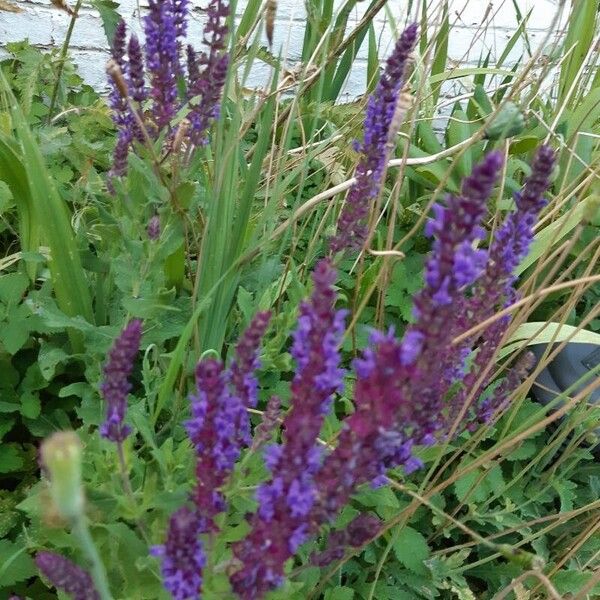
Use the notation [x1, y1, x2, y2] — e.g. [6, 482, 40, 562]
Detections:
[552, 479, 577, 512]
[324, 586, 354, 600]
[20, 390, 40, 419]
[506, 440, 538, 461]
[89, 0, 122, 48]
[0, 539, 36, 588]
[0, 444, 24, 472]
[552, 570, 600, 596]
[392, 526, 430, 575]
[0, 272, 28, 304]
[454, 464, 505, 503]
[38, 341, 69, 380]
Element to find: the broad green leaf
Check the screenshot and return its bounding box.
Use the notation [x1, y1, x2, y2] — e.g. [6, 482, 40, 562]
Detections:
[392, 526, 430, 575]
[90, 0, 122, 48]
[324, 587, 354, 600]
[0, 444, 23, 472]
[552, 570, 600, 596]
[0, 272, 28, 304]
[0, 539, 36, 587]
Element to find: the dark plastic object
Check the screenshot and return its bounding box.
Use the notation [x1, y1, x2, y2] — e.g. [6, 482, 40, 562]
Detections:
[531, 343, 600, 405]
[530, 343, 600, 448]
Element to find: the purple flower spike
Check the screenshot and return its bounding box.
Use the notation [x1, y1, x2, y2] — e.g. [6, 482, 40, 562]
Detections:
[35, 552, 99, 600]
[230, 311, 272, 410]
[173, 0, 190, 39]
[330, 23, 418, 253]
[456, 146, 555, 427]
[187, 0, 231, 145]
[408, 151, 503, 392]
[231, 259, 346, 599]
[145, 0, 181, 129]
[100, 319, 143, 443]
[186, 358, 246, 525]
[151, 506, 205, 600]
[127, 35, 147, 104]
[220, 148, 554, 597]
[229, 311, 272, 446]
[108, 20, 134, 180]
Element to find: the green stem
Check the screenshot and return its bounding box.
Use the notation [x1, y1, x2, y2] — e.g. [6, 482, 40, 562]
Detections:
[71, 517, 113, 600]
[47, 0, 84, 122]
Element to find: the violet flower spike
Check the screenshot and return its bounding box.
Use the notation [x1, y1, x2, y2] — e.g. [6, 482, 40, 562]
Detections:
[100, 319, 143, 443]
[173, 0, 190, 39]
[187, 0, 231, 145]
[458, 146, 555, 426]
[186, 358, 246, 525]
[312, 153, 504, 525]
[144, 0, 181, 129]
[151, 506, 205, 600]
[36, 552, 99, 600]
[231, 259, 346, 600]
[329, 23, 418, 253]
[107, 20, 134, 181]
[407, 151, 504, 403]
[127, 35, 147, 105]
[229, 311, 272, 445]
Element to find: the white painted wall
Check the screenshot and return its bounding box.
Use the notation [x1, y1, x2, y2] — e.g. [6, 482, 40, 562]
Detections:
[0, 0, 564, 98]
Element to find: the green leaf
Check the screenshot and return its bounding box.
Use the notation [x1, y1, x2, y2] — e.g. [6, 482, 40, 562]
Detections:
[0, 304, 31, 353]
[0, 70, 94, 350]
[552, 570, 600, 596]
[0, 272, 28, 304]
[90, 0, 122, 48]
[20, 390, 40, 419]
[0, 539, 36, 587]
[0, 444, 24, 473]
[428, 67, 515, 85]
[392, 526, 430, 575]
[38, 341, 69, 381]
[323, 587, 354, 600]
[552, 479, 577, 512]
[454, 464, 505, 503]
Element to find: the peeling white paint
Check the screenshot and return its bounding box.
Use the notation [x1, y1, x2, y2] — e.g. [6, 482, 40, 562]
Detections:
[1, 0, 564, 96]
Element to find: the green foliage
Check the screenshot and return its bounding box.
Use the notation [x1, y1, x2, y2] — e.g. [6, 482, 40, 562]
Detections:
[0, 2, 599, 599]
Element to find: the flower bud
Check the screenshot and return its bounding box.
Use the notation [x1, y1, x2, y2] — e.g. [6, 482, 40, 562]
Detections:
[40, 432, 84, 521]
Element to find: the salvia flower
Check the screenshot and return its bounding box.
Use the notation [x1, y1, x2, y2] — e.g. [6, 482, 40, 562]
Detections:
[457, 145, 555, 426]
[100, 319, 143, 443]
[406, 151, 504, 403]
[187, 0, 231, 145]
[151, 506, 205, 600]
[230, 259, 346, 599]
[329, 23, 418, 253]
[225, 151, 556, 599]
[108, 20, 128, 118]
[186, 358, 245, 523]
[310, 514, 381, 567]
[173, 0, 190, 39]
[36, 552, 99, 600]
[127, 34, 147, 105]
[229, 311, 272, 445]
[145, 0, 181, 129]
[107, 20, 134, 180]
